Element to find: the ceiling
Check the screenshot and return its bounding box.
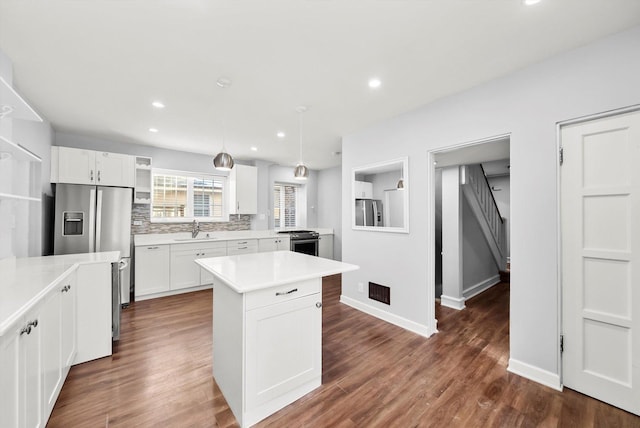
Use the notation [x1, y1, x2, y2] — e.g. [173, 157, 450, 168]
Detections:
[1, 1, 639, 170]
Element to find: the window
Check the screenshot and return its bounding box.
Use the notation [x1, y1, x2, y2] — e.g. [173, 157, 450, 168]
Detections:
[274, 183, 298, 228]
[152, 169, 226, 222]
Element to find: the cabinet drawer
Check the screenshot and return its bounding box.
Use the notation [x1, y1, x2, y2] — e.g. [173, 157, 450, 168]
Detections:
[246, 278, 321, 311]
[227, 239, 257, 248]
[171, 241, 226, 252]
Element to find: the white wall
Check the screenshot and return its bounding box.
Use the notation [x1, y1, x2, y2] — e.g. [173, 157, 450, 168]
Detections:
[462, 194, 499, 292]
[317, 166, 342, 260]
[341, 25, 640, 382]
[268, 164, 318, 229]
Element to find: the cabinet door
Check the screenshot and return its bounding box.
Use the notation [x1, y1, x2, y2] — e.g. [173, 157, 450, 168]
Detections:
[230, 165, 258, 214]
[258, 238, 278, 253]
[318, 235, 334, 259]
[277, 236, 290, 250]
[0, 323, 21, 428]
[245, 293, 322, 410]
[170, 249, 201, 290]
[41, 290, 62, 421]
[21, 309, 43, 428]
[58, 147, 96, 185]
[135, 245, 171, 296]
[61, 273, 77, 370]
[95, 151, 135, 187]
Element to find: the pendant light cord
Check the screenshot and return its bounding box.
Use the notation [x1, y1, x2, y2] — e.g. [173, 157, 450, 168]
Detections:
[299, 111, 303, 163]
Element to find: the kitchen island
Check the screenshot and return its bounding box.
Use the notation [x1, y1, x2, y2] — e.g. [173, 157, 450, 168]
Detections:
[196, 251, 358, 428]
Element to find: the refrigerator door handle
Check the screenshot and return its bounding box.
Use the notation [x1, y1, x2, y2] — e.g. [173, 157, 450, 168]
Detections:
[372, 202, 379, 226]
[96, 189, 103, 252]
[89, 188, 96, 252]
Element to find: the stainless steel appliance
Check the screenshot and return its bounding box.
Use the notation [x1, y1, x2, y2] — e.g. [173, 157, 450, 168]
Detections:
[53, 184, 132, 341]
[278, 230, 319, 256]
[355, 199, 383, 227]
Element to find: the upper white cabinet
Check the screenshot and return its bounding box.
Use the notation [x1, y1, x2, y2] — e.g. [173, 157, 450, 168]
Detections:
[354, 180, 373, 199]
[51, 146, 135, 187]
[229, 164, 257, 214]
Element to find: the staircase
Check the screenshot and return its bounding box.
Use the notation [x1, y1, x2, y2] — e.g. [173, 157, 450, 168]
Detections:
[460, 164, 507, 271]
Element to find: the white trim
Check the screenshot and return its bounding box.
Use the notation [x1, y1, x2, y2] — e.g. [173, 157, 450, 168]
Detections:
[508, 358, 562, 391]
[463, 274, 501, 300]
[339, 295, 435, 338]
[440, 295, 466, 310]
[135, 284, 213, 301]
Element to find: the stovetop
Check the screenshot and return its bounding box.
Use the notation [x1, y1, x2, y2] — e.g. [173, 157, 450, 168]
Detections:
[277, 230, 319, 240]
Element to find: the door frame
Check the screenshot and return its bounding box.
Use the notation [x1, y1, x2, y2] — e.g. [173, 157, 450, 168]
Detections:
[426, 132, 510, 331]
[556, 103, 640, 389]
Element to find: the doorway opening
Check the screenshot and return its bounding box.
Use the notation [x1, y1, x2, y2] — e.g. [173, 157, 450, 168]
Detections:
[428, 134, 511, 320]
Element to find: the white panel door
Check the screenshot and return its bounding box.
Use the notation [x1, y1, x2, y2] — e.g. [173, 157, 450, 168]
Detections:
[561, 110, 640, 415]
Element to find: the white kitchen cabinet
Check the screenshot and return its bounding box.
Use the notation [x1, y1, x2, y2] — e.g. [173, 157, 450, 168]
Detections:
[257, 236, 290, 252]
[51, 146, 135, 187]
[170, 241, 226, 290]
[245, 292, 321, 410]
[41, 289, 62, 421]
[354, 180, 373, 199]
[229, 164, 258, 214]
[227, 239, 258, 255]
[135, 245, 171, 297]
[318, 234, 334, 259]
[0, 321, 22, 428]
[60, 273, 77, 372]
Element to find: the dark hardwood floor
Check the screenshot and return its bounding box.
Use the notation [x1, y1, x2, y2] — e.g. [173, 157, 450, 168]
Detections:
[48, 276, 640, 427]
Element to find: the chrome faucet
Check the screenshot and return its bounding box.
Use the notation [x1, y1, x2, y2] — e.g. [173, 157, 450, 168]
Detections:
[192, 219, 200, 238]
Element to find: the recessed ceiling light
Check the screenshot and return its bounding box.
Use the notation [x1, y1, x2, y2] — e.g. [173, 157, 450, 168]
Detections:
[523, 0, 541, 5]
[151, 101, 165, 109]
[149, 128, 159, 133]
[250, 146, 258, 151]
[277, 131, 285, 138]
[368, 78, 381, 89]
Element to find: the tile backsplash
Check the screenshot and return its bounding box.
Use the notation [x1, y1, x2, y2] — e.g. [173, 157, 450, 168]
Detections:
[131, 204, 251, 235]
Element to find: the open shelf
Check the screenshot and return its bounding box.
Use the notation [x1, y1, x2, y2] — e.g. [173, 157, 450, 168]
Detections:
[0, 75, 43, 122]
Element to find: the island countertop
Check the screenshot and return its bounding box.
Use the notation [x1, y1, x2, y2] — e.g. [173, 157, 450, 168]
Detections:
[195, 250, 358, 294]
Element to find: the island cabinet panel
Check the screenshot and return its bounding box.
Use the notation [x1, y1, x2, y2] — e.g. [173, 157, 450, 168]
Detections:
[0, 320, 22, 428]
[41, 289, 62, 421]
[135, 244, 171, 297]
[60, 273, 77, 372]
[245, 292, 321, 410]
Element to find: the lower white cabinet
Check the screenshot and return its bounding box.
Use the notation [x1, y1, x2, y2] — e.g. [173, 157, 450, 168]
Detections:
[227, 239, 258, 256]
[258, 236, 290, 252]
[245, 293, 321, 410]
[170, 242, 226, 290]
[135, 245, 171, 297]
[318, 234, 334, 259]
[0, 269, 76, 428]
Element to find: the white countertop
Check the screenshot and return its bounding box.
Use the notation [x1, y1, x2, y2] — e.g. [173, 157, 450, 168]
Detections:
[196, 251, 358, 294]
[0, 252, 120, 337]
[134, 228, 334, 246]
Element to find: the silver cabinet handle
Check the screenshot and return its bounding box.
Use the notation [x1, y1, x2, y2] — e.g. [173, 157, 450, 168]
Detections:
[20, 326, 31, 336]
[97, 170, 101, 182]
[61, 284, 71, 292]
[27, 319, 38, 328]
[148, 246, 159, 250]
[238, 247, 247, 250]
[276, 288, 298, 296]
[316, 302, 322, 308]
[237, 241, 247, 244]
[90, 169, 94, 181]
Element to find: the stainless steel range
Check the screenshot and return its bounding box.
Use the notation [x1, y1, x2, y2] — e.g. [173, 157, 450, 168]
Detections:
[278, 230, 319, 256]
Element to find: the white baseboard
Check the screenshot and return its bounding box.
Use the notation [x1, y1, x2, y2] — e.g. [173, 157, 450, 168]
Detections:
[339, 295, 434, 338]
[463, 274, 501, 300]
[135, 284, 213, 301]
[440, 295, 466, 310]
[507, 358, 562, 391]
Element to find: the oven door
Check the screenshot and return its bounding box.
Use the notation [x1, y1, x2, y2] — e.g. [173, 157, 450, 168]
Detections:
[291, 239, 319, 256]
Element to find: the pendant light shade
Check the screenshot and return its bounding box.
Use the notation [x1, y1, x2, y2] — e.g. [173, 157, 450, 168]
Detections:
[294, 106, 309, 180]
[213, 78, 235, 171]
[213, 151, 234, 171]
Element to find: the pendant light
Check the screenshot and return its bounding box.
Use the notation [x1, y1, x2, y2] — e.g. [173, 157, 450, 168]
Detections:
[397, 169, 405, 190]
[213, 78, 235, 171]
[294, 106, 309, 180]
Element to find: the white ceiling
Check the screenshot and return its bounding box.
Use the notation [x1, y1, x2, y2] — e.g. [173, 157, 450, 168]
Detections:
[1, 1, 639, 170]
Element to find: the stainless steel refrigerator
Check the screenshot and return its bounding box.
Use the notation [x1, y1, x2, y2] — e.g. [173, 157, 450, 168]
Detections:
[355, 199, 383, 227]
[53, 184, 132, 339]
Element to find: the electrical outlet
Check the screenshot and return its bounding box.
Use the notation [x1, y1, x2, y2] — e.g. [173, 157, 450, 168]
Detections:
[357, 282, 364, 293]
